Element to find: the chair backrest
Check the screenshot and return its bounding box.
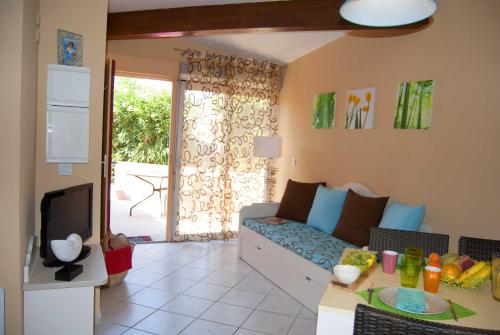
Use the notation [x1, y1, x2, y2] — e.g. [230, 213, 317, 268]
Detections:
[459, 236, 500, 261]
[369, 227, 449, 259]
[354, 304, 500, 335]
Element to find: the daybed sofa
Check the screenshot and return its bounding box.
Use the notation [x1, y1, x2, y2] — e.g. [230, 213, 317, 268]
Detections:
[238, 182, 430, 312]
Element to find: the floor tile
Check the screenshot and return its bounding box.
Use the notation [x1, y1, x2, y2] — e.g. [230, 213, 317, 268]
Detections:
[183, 282, 230, 301]
[176, 246, 210, 257]
[160, 294, 214, 317]
[104, 301, 155, 328]
[257, 295, 302, 317]
[127, 287, 178, 308]
[287, 317, 317, 335]
[101, 282, 145, 302]
[131, 257, 154, 270]
[189, 258, 224, 271]
[200, 302, 253, 327]
[217, 261, 252, 276]
[234, 277, 274, 294]
[169, 266, 213, 281]
[219, 288, 267, 309]
[140, 261, 183, 275]
[124, 270, 166, 286]
[268, 286, 291, 299]
[122, 329, 152, 335]
[150, 276, 198, 294]
[180, 319, 236, 335]
[235, 329, 268, 335]
[241, 310, 294, 335]
[246, 269, 267, 280]
[94, 320, 128, 335]
[297, 306, 317, 320]
[200, 272, 244, 287]
[134, 310, 194, 335]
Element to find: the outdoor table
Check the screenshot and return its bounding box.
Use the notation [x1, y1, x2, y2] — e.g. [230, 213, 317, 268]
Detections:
[127, 172, 168, 216]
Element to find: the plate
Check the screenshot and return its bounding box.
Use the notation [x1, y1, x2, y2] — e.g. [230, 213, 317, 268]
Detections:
[378, 287, 449, 315]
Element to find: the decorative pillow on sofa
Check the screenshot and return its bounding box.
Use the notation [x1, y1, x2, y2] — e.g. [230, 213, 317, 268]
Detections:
[276, 179, 326, 223]
[333, 189, 389, 247]
[379, 202, 425, 231]
[306, 186, 347, 234]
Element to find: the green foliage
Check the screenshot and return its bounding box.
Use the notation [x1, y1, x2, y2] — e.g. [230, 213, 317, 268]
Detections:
[312, 92, 335, 129]
[394, 80, 434, 129]
[112, 77, 171, 164]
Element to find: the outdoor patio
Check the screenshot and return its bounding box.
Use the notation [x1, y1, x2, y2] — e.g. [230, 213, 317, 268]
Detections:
[110, 162, 168, 242]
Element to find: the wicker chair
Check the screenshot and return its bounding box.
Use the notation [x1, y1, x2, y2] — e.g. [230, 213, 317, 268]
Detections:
[369, 227, 449, 260]
[354, 304, 500, 335]
[458, 236, 500, 261]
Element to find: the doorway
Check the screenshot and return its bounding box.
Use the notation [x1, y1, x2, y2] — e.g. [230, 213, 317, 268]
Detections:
[108, 75, 173, 242]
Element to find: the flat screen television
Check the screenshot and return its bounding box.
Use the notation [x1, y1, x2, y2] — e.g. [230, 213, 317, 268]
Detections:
[40, 183, 93, 267]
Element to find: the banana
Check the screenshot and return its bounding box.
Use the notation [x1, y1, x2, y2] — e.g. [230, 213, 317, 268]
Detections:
[471, 263, 492, 281]
[457, 261, 486, 283]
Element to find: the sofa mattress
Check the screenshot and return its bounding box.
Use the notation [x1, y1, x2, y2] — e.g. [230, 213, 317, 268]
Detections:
[243, 218, 358, 272]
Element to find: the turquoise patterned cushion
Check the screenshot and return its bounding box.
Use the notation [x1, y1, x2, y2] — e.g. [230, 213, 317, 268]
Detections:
[243, 218, 358, 272]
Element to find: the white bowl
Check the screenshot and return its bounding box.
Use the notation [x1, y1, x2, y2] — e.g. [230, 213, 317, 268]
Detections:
[333, 264, 361, 284]
[51, 234, 83, 262]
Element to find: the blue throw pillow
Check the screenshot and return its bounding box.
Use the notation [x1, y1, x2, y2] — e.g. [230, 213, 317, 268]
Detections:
[379, 202, 425, 231]
[306, 186, 347, 234]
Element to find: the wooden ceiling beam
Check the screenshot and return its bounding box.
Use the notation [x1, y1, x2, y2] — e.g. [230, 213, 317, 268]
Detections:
[107, 0, 429, 40]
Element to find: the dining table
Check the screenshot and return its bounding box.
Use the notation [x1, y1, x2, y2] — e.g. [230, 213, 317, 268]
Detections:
[316, 264, 500, 334]
[127, 172, 168, 217]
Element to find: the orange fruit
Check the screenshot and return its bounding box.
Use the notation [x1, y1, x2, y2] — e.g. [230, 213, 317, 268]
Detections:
[442, 264, 461, 281]
[428, 252, 441, 268]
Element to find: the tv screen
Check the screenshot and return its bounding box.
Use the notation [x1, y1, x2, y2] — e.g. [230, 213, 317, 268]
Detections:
[40, 183, 93, 267]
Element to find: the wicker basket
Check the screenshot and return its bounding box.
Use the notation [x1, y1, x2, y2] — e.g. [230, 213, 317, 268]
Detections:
[102, 232, 134, 287]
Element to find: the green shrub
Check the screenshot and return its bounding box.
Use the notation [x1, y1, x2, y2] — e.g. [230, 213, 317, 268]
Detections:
[112, 77, 171, 164]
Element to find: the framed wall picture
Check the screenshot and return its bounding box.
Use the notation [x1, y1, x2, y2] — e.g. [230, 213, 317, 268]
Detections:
[394, 80, 435, 129]
[57, 29, 83, 67]
[345, 87, 376, 129]
[312, 92, 336, 129]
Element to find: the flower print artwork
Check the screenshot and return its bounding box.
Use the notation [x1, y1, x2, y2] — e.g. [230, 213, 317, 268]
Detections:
[345, 87, 376, 129]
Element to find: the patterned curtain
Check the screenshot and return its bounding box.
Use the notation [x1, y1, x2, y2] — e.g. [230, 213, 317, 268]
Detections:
[175, 50, 281, 241]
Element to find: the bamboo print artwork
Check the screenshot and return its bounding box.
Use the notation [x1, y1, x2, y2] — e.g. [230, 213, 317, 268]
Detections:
[394, 80, 435, 129]
[345, 87, 376, 129]
[312, 92, 336, 129]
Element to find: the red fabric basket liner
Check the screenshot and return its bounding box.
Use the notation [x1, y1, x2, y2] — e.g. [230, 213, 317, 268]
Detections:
[104, 245, 132, 275]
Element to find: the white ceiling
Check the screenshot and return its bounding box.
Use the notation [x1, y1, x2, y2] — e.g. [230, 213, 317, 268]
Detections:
[184, 31, 345, 64]
[108, 0, 346, 64]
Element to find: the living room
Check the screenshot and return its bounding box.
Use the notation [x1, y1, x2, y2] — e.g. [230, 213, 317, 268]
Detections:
[1, 0, 499, 335]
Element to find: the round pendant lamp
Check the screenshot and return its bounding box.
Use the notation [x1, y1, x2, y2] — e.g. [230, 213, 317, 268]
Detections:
[340, 0, 438, 27]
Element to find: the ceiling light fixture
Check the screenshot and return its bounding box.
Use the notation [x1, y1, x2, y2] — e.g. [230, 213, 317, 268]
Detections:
[340, 0, 438, 27]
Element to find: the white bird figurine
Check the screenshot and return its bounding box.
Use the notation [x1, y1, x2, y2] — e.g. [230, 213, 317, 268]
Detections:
[51, 233, 83, 263]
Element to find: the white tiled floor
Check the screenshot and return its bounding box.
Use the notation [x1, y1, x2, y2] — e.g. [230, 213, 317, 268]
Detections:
[97, 240, 317, 335]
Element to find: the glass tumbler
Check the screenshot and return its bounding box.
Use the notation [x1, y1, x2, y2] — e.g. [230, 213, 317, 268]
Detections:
[492, 252, 500, 301]
[400, 247, 424, 288]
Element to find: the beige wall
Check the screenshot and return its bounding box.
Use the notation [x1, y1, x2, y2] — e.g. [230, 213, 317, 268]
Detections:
[277, 0, 500, 251]
[35, 0, 108, 245]
[0, 0, 38, 333]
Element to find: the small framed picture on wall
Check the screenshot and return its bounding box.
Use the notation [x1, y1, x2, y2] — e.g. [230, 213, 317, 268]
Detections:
[57, 29, 83, 67]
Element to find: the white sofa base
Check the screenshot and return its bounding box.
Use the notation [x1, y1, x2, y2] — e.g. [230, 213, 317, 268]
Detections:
[238, 203, 332, 312]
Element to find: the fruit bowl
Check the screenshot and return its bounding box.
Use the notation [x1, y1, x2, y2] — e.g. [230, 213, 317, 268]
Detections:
[440, 253, 492, 289]
[340, 249, 377, 274]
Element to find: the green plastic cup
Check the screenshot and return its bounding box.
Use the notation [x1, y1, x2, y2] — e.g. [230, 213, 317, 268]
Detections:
[400, 247, 424, 288]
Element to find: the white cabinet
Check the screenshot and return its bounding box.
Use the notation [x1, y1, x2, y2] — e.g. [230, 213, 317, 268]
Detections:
[46, 64, 90, 163]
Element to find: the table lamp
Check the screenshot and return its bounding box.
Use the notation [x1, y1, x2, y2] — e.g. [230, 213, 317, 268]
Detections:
[253, 136, 282, 202]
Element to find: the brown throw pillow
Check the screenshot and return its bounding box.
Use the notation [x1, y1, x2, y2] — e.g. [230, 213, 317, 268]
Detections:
[276, 179, 326, 223]
[333, 189, 389, 247]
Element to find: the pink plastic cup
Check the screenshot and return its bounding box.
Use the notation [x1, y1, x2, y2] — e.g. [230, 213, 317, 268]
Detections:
[382, 250, 398, 274]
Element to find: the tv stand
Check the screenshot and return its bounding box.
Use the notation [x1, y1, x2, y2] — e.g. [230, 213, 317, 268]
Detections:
[43, 245, 91, 267]
[24, 243, 107, 335]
